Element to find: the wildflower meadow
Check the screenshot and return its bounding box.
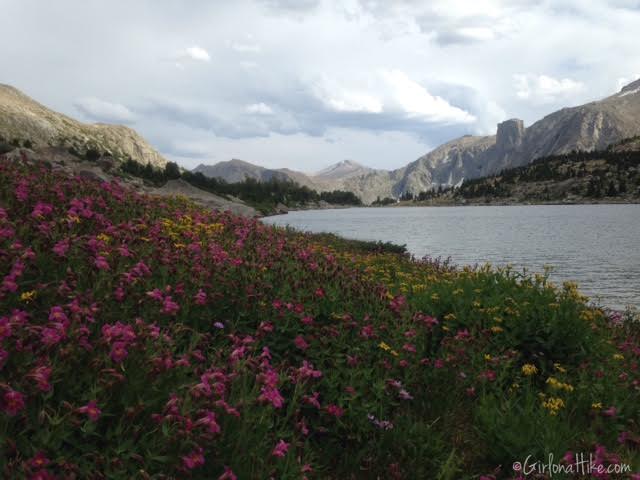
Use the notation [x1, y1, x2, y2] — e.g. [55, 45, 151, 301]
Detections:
[1, 155, 639, 479]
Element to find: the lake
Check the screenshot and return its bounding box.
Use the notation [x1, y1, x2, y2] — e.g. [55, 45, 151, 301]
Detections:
[263, 205, 640, 310]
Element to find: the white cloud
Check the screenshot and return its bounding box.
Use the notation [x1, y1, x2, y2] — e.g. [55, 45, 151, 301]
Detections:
[246, 102, 274, 115]
[382, 70, 476, 124]
[312, 77, 384, 113]
[434, 26, 498, 45]
[514, 74, 585, 103]
[172, 46, 211, 68]
[326, 92, 383, 114]
[74, 97, 136, 124]
[240, 60, 259, 69]
[230, 42, 261, 53]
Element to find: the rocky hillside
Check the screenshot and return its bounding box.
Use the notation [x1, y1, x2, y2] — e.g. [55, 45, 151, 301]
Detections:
[0, 84, 166, 168]
[413, 137, 640, 205]
[392, 79, 640, 199]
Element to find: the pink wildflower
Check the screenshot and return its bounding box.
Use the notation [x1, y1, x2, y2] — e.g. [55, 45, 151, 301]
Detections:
[41, 327, 64, 347]
[259, 387, 285, 408]
[77, 400, 101, 421]
[196, 411, 221, 434]
[326, 404, 345, 417]
[294, 335, 309, 351]
[48, 306, 68, 323]
[0, 317, 11, 340]
[194, 289, 207, 305]
[218, 466, 237, 480]
[2, 390, 25, 416]
[272, 439, 289, 458]
[94, 256, 110, 271]
[30, 366, 53, 392]
[162, 296, 180, 315]
[182, 447, 205, 470]
[110, 342, 129, 363]
[28, 452, 50, 469]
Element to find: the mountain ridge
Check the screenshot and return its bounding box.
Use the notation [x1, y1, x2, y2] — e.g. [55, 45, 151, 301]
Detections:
[3, 80, 640, 205]
[192, 79, 640, 203]
[0, 84, 167, 168]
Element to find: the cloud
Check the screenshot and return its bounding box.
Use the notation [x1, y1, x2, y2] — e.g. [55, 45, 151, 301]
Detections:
[314, 83, 384, 114]
[6, 0, 640, 171]
[74, 97, 137, 124]
[514, 74, 586, 103]
[240, 60, 259, 69]
[172, 46, 211, 67]
[259, 0, 321, 13]
[382, 70, 476, 124]
[246, 102, 274, 115]
[229, 42, 261, 53]
[434, 26, 497, 45]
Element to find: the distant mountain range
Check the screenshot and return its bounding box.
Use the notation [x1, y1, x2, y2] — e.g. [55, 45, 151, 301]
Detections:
[0, 84, 166, 168]
[2, 80, 640, 205]
[193, 158, 375, 192]
[194, 79, 640, 203]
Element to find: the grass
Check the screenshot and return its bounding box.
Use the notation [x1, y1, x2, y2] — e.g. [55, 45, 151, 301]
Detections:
[1, 156, 639, 479]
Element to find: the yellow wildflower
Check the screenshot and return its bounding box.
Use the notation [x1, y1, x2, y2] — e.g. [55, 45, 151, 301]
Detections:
[542, 397, 565, 415]
[96, 233, 111, 243]
[612, 353, 624, 361]
[591, 402, 603, 410]
[546, 377, 574, 392]
[553, 363, 566, 373]
[20, 290, 37, 303]
[521, 364, 538, 376]
[490, 326, 504, 333]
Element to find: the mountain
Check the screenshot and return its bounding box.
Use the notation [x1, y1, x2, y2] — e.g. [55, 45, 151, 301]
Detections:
[315, 160, 373, 181]
[411, 137, 640, 205]
[192, 159, 372, 191]
[391, 79, 640, 199]
[0, 84, 166, 167]
[193, 80, 640, 204]
[194, 159, 289, 183]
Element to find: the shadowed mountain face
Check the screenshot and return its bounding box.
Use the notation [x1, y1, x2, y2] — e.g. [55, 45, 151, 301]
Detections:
[0, 84, 167, 168]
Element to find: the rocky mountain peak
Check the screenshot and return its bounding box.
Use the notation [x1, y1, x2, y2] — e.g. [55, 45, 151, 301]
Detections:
[496, 118, 525, 151]
[619, 78, 640, 96]
[315, 159, 371, 180]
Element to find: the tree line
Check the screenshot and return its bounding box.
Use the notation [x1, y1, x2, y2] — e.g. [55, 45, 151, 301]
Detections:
[120, 159, 362, 208]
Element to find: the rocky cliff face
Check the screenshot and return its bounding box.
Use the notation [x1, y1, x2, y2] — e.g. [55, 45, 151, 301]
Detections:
[377, 79, 640, 201]
[0, 84, 166, 168]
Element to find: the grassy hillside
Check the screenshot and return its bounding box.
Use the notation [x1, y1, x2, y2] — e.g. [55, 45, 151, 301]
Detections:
[1, 155, 639, 479]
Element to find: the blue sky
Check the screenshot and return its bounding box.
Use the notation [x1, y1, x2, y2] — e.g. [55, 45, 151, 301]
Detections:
[3, 0, 640, 171]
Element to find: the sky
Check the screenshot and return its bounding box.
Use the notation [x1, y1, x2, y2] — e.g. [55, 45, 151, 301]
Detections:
[2, 0, 640, 172]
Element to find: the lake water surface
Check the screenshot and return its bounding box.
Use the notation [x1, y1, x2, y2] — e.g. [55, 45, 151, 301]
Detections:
[263, 205, 640, 310]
